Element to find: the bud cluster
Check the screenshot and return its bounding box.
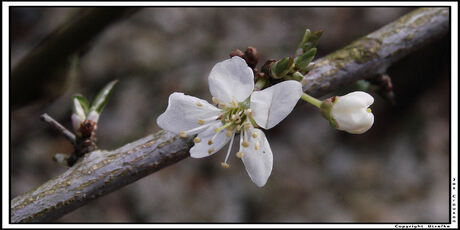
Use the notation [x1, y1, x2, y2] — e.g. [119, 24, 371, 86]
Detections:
[59, 80, 118, 166]
[229, 28, 322, 92]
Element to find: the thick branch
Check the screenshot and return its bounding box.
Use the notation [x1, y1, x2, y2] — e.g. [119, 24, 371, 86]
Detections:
[11, 7, 449, 223]
[11, 7, 140, 110]
[302, 7, 449, 97]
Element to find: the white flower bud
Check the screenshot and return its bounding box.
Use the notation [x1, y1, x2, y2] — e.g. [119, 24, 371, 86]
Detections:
[71, 113, 85, 133]
[330, 91, 374, 134]
[87, 111, 100, 123]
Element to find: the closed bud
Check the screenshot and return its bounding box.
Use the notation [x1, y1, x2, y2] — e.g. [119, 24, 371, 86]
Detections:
[321, 91, 374, 134]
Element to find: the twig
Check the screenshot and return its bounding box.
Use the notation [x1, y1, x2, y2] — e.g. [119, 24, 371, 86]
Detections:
[40, 113, 76, 146]
[11, 7, 449, 223]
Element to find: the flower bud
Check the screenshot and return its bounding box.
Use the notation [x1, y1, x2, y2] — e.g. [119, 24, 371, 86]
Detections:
[71, 113, 85, 133]
[322, 91, 374, 134]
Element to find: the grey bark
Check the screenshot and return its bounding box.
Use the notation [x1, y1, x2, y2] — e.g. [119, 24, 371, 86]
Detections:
[10, 7, 450, 223]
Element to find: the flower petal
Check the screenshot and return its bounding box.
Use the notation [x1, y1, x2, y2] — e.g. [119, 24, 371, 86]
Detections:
[333, 91, 374, 112]
[240, 127, 273, 187]
[333, 109, 374, 134]
[190, 122, 231, 158]
[250, 80, 303, 129]
[208, 56, 254, 104]
[157, 92, 221, 134]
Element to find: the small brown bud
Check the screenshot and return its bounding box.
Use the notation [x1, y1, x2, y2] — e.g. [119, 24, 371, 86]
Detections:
[261, 59, 276, 76]
[229, 49, 244, 58]
[243, 46, 258, 69]
[80, 120, 96, 138]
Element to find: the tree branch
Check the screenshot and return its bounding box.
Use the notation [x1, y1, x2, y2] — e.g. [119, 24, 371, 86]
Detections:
[302, 7, 449, 97]
[10, 7, 449, 223]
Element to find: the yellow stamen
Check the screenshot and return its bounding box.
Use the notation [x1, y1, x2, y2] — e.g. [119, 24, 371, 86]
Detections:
[254, 141, 260, 150]
[226, 130, 232, 138]
[196, 102, 202, 107]
[252, 132, 258, 138]
[214, 122, 233, 133]
[244, 109, 252, 115]
[221, 162, 230, 168]
[197, 119, 205, 125]
[212, 97, 219, 104]
[231, 100, 238, 107]
[218, 104, 226, 109]
[208, 148, 215, 154]
[236, 152, 244, 158]
[179, 131, 187, 138]
[208, 139, 213, 145]
[367, 108, 372, 113]
[193, 137, 201, 143]
[242, 141, 250, 148]
[243, 123, 251, 129]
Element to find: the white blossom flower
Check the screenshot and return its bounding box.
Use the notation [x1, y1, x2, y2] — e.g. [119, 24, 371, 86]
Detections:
[157, 56, 303, 187]
[329, 91, 374, 134]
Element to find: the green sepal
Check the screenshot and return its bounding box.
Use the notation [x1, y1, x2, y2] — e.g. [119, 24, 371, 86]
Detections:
[271, 57, 294, 79]
[298, 29, 311, 48]
[320, 99, 338, 128]
[72, 94, 90, 116]
[295, 48, 317, 72]
[89, 80, 118, 114]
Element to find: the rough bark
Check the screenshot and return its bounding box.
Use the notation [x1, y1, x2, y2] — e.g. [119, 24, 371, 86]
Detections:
[302, 7, 449, 97]
[10, 7, 450, 223]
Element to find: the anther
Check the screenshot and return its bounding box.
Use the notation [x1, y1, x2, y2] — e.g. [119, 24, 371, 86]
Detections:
[208, 139, 213, 145]
[231, 100, 238, 107]
[244, 109, 252, 115]
[197, 119, 205, 125]
[254, 141, 260, 150]
[242, 141, 250, 148]
[212, 97, 219, 105]
[231, 114, 240, 121]
[244, 123, 251, 129]
[218, 104, 226, 109]
[196, 102, 203, 107]
[252, 132, 258, 138]
[226, 130, 232, 138]
[179, 131, 187, 138]
[193, 137, 201, 143]
[208, 148, 215, 154]
[367, 108, 372, 113]
[221, 162, 230, 168]
[236, 152, 244, 158]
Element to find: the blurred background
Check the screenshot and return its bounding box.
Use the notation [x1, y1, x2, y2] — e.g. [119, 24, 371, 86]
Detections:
[10, 7, 451, 222]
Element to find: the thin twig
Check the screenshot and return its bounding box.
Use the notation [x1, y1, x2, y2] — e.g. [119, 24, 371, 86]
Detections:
[11, 7, 449, 223]
[40, 113, 76, 146]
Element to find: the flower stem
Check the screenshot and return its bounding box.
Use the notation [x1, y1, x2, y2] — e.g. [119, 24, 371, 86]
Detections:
[301, 93, 322, 109]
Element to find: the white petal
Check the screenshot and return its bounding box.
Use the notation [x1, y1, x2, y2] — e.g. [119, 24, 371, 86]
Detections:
[190, 122, 231, 158]
[157, 92, 221, 134]
[208, 56, 254, 104]
[250, 80, 303, 129]
[333, 91, 374, 112]
[333, 109, 374, 134]
[240, 128, 273, 187]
